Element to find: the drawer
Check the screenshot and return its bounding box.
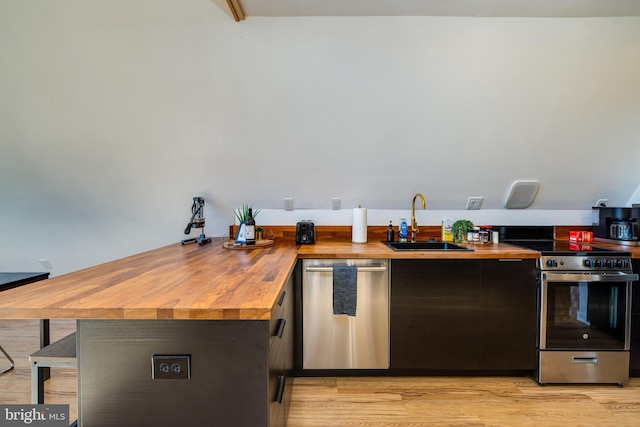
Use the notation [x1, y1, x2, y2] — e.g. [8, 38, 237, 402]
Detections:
[271, 287, 289, 320]
[269, 287, 290, 350]
[269, 337, 286, 427]
[269, 375, 286, 427]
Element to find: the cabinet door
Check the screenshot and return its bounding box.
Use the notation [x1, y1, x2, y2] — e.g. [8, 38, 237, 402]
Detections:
[269, 267, 296, 427]
[391, 259, 481, 370]
[630, 260, 640, 375]
[479, 259, 537, 370]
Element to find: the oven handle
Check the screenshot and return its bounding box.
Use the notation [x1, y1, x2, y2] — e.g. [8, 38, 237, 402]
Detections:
[542, 272, 638, 282]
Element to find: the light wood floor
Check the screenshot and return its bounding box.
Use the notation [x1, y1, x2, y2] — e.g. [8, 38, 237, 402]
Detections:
[0, 319, 77, 420]
[2, 319, 640, 426]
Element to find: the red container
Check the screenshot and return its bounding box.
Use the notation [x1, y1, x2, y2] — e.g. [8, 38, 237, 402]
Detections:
[569, 231, 593, 242]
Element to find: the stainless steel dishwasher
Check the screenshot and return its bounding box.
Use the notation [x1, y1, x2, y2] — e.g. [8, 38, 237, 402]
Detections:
[302, 259, 389, 369]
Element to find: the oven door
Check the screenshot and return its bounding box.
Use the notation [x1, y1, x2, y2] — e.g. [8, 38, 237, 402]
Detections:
[539, 272, 636, 351]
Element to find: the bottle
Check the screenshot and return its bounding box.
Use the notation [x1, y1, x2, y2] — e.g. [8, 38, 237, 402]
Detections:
[398, 218, 408, 242]
[245, 208, 256, 245]
[386, 221, 395, 242]
[442, 218, 453, 242]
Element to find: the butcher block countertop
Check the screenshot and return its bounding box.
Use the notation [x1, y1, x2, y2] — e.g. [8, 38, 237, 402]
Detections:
[0, 239, 299, 321]
[297, 240, 538, 259]
[1, 235, 637, 321]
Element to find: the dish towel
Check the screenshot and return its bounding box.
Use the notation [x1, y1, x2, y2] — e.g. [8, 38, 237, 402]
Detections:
[333, 263, 357, 316]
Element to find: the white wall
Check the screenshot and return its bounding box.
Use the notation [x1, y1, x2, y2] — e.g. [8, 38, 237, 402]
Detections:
[1, 0, 639, 275]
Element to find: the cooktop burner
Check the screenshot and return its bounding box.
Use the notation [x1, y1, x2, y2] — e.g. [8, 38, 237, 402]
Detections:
[508, 240, 625, 255]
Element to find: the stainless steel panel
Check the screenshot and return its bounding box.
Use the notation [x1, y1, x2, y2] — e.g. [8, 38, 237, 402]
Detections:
[537, 351, 629, 385]
[302, 259, 389, 369]
[543, 272, 638, 282]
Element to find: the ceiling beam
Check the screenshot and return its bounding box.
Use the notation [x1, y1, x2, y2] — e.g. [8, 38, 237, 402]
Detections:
[226, 0, 246, 21]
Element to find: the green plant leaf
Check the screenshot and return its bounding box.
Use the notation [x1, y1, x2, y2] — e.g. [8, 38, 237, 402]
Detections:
[234, 204, 260, 223]
[452, 219, 474, 242]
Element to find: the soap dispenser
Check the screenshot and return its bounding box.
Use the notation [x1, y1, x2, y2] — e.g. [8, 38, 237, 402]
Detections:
[386, 221, 395, 242]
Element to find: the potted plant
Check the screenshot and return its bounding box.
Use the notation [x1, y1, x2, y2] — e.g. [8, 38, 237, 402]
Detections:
[233, 204, 261, 243]
[452, 219, 474, 243]
[234, 204, 260, 224]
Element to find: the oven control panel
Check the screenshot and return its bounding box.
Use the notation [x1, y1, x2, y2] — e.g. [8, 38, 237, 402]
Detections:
[538, 255, 632, 271]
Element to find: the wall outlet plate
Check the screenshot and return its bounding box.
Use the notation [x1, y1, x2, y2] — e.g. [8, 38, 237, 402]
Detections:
[466, 197, 484, 210]
[152, 355, 190, 380]
[594, 198, 608, 207]
[284, 198, 294, 211]
[332, 198, 341, 210]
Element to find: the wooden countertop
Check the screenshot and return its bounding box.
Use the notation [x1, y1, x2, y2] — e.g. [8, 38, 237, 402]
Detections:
[1, 235, 638, 321]
[297, 240, 539, 259]
[0, 239, 299, 321]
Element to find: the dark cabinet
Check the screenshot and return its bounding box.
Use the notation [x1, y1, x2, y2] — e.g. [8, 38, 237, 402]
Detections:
[479, 259, 537, 371]
[390, 258, 536, 374]
[269, 267, 295, 427]
[391, 259, 481, 370]
[630, 260, 640, 376]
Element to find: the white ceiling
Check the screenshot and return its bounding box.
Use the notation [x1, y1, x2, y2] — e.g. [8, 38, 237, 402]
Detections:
[212, 0, 640, 19]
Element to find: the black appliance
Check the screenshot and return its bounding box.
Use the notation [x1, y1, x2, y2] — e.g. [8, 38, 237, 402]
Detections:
[592, 207, 640, 246]
[499, 226, 638, 385]
[296, 221, 315, 244]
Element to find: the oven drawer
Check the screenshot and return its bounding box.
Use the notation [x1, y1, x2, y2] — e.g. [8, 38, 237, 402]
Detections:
[537, 350, 629, 385]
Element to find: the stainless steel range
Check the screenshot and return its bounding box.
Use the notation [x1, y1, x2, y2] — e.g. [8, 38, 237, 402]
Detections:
[504, 232, 638, 386]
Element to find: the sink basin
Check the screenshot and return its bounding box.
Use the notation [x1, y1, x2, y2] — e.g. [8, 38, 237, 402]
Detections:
[385, 241, 472, 251]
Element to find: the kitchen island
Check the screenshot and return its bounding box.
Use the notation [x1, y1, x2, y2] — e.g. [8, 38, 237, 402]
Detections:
[0, 240, 300, 427]
[0, 235, 636, 426]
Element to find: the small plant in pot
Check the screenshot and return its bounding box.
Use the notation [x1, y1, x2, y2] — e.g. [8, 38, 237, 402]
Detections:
[233, 204, 261, 224]
[452, 219, 474, 243]
[233, 204, 261, 243]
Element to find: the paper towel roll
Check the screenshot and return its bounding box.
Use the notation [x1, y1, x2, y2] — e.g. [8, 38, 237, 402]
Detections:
[352, 207, 368, 243]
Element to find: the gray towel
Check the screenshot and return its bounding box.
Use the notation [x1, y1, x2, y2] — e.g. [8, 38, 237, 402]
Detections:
[333, 264, 357, 316]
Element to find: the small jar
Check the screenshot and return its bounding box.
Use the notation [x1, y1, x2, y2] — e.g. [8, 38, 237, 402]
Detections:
[484, 226, 493, 243]
[466, 230, 474, 242]
[479, 229, 489, 244]
[472, 227, 480, 243]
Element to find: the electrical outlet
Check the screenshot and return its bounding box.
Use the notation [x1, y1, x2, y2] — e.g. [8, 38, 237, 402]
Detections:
[152, 355, 190, 380]
[594, 199, 608, 207]
[466, 197, 484, 210]
[332, 198, 341, 210]
[284, 198, 294, 211]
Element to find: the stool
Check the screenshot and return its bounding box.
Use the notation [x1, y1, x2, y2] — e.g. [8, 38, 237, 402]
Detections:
[0, 344, 14, 374]
[29, 332, 77, 404]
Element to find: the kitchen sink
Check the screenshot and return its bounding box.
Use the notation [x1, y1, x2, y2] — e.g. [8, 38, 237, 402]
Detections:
[385, 241, 473, 251]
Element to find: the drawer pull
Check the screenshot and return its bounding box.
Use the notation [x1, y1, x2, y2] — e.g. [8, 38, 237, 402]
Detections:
[275, 375, 285, 404]
[276, 319, 286, 339]
[306, 265, 386, 273]
[277, 290, 286, 307]
[573, 357, 598, 364]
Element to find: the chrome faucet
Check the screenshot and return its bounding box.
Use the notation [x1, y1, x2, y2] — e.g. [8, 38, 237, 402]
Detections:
[411, 193, 426, 243]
